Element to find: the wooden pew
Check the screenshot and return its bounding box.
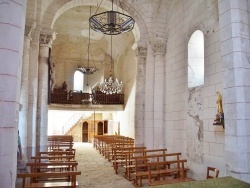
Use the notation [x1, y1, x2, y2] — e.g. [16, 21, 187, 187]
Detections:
[27, 161, 78, 173]
[111, 147, 146, 174]
[31, 155, 75, 163]
[17, 171, 81, 188]
[47, 135, 74, 151]
[123, 149, 168, 181]
[146, 159, 195, 186]
[132, 152, 185, 187]
[36, 150, 76, 160]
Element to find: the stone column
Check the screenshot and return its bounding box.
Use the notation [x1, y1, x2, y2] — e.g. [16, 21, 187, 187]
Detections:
[18, 34, 32, 159]
[152, 37, 166, 149]
[0, 0, 26, 187]
[134, 46, 147, 147]
[37, 30, 55, 152]
[27, 25, 42, 159]
[144, 44, 155, 149]
[218, 0, 250, 183]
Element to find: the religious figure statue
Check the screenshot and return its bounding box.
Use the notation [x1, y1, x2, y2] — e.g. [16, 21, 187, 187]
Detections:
[62, 81, 67, 91]
[216, 92, 223, 114]
[213, 92, 224, 125]
[50, 58, 56, 92]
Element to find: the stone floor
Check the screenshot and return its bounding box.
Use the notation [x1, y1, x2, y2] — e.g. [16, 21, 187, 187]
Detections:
[15, 142, 137, 188]
[75, 142, 135, 188]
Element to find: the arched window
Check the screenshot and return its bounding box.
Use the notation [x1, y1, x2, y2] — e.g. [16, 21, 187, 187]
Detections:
[188, 30, 204, 88]
[74, 70, 84, 91]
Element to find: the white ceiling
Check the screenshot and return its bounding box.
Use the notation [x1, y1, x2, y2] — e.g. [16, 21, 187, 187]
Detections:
[51, 5, 135, 65]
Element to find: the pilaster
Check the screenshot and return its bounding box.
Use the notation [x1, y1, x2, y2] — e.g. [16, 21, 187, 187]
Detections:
[18, 35, 32, 159]
[218, 0, 250, 183]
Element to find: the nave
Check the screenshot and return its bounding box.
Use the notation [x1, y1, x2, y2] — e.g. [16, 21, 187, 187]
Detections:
[74, 142, 134, 188]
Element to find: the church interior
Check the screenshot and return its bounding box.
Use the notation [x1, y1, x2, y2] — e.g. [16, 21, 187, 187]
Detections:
[1, 0, 250, 187]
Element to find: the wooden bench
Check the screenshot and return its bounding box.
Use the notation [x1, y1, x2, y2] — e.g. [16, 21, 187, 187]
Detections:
[36, 150, 76, 160]
[31, 155, 75, 163]
[47, 135, 74, 151]
[27, 161, 78, 173]
[146, 159, 195, 186]
[132, 152, 186, 187]
[123, 148, 168, 181]
[93, 135, 124, 149]
[111, 147, 146, 174]
[17, 171, 81, 188]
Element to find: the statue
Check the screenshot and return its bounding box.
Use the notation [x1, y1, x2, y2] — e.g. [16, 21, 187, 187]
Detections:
[50, 59, 56, 92]
[62, 81, 67, 91]
[213, 92, 224, 125]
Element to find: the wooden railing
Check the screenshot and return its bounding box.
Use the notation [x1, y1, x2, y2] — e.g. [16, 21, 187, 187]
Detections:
[50, 91, 124, 105]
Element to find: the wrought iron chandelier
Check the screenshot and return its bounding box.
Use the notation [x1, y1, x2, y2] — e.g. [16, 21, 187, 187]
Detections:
[89, 0, 135, 35]
[77, 7, 99, 75]
[99, 35, 123, 94]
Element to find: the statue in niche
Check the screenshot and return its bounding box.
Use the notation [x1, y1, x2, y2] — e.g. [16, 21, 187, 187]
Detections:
[213, 92, 224, 125]
[50, 58, 56, 92]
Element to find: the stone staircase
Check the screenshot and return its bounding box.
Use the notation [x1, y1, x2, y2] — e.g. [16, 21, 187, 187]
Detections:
[62, 112, 91, 134]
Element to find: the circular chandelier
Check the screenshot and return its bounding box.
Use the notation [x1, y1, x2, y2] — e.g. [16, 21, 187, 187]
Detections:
[77, 7, 99, 75]
[89, 0, 135, 35]
[77, 67, 99, 75]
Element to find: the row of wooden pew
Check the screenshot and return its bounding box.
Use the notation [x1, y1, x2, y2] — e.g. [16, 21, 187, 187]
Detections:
[17, 135, 81, 188]
[93, 135, 195, 187]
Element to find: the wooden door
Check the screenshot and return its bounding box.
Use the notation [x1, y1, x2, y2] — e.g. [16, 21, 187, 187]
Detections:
[82, 122, 88, 142]
[97, 122, 103, 135]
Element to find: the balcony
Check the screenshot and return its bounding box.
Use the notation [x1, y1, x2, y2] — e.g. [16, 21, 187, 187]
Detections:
[49, 89, 124, 111]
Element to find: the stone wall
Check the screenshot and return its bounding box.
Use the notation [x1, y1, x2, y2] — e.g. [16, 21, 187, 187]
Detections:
[116, 44, 137, 138]
[164, 0, 225, 180]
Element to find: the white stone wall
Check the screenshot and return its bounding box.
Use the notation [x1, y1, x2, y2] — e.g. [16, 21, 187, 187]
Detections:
[116, 46, 137, 138]
[164, 0, 225, 180]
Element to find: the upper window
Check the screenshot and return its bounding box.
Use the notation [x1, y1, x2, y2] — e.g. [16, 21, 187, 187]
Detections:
[188, 30, 204, 88]
[73, 70, 84, 91]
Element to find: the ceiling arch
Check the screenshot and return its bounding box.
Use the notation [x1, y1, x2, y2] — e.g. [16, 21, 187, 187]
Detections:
[40, 0, 151, 46]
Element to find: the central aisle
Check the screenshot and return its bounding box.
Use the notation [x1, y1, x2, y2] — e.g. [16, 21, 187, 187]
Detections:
[74, 142, 135, 188]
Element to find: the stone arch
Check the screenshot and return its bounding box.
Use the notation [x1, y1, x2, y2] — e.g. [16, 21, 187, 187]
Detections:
[40, 0, 149, 46]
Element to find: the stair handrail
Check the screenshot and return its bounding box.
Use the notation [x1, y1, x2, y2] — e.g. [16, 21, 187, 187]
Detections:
[61, 112, 85, 134]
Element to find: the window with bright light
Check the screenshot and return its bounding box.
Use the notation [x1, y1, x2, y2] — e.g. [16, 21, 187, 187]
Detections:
[188, 30, 204, 88]
[74, 70, 84, 91]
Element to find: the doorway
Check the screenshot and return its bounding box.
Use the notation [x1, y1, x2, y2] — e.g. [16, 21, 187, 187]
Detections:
[97, 122, 103, 135]
[82, 121, 88, 142]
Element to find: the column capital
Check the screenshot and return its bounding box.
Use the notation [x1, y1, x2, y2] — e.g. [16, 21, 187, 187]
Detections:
[135, 46, 147, 58]
[151, 37, 167, 55]
[40, 28, 56, 48]
[25, 22, 36, 38]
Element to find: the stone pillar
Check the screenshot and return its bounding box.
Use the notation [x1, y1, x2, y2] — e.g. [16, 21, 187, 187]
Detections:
[152, 37, 166, 149]
[144, 44, 155, 149]
[18, 34, 32, 159]
[37, 30, 55, 152]
[0, 0, 27, 187]
[27, 26, 42, 160]
[134, 46, 147, 147]
[218, 0, 250, 183]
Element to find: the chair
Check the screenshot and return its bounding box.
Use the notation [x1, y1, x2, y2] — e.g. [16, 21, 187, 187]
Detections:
[207, 167, 219, 179]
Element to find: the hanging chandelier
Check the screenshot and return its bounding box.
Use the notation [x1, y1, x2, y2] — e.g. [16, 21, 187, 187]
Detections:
[89, 0, 135, 35]
[77, 7, 99, 75]
[99, 35, 123, 94]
